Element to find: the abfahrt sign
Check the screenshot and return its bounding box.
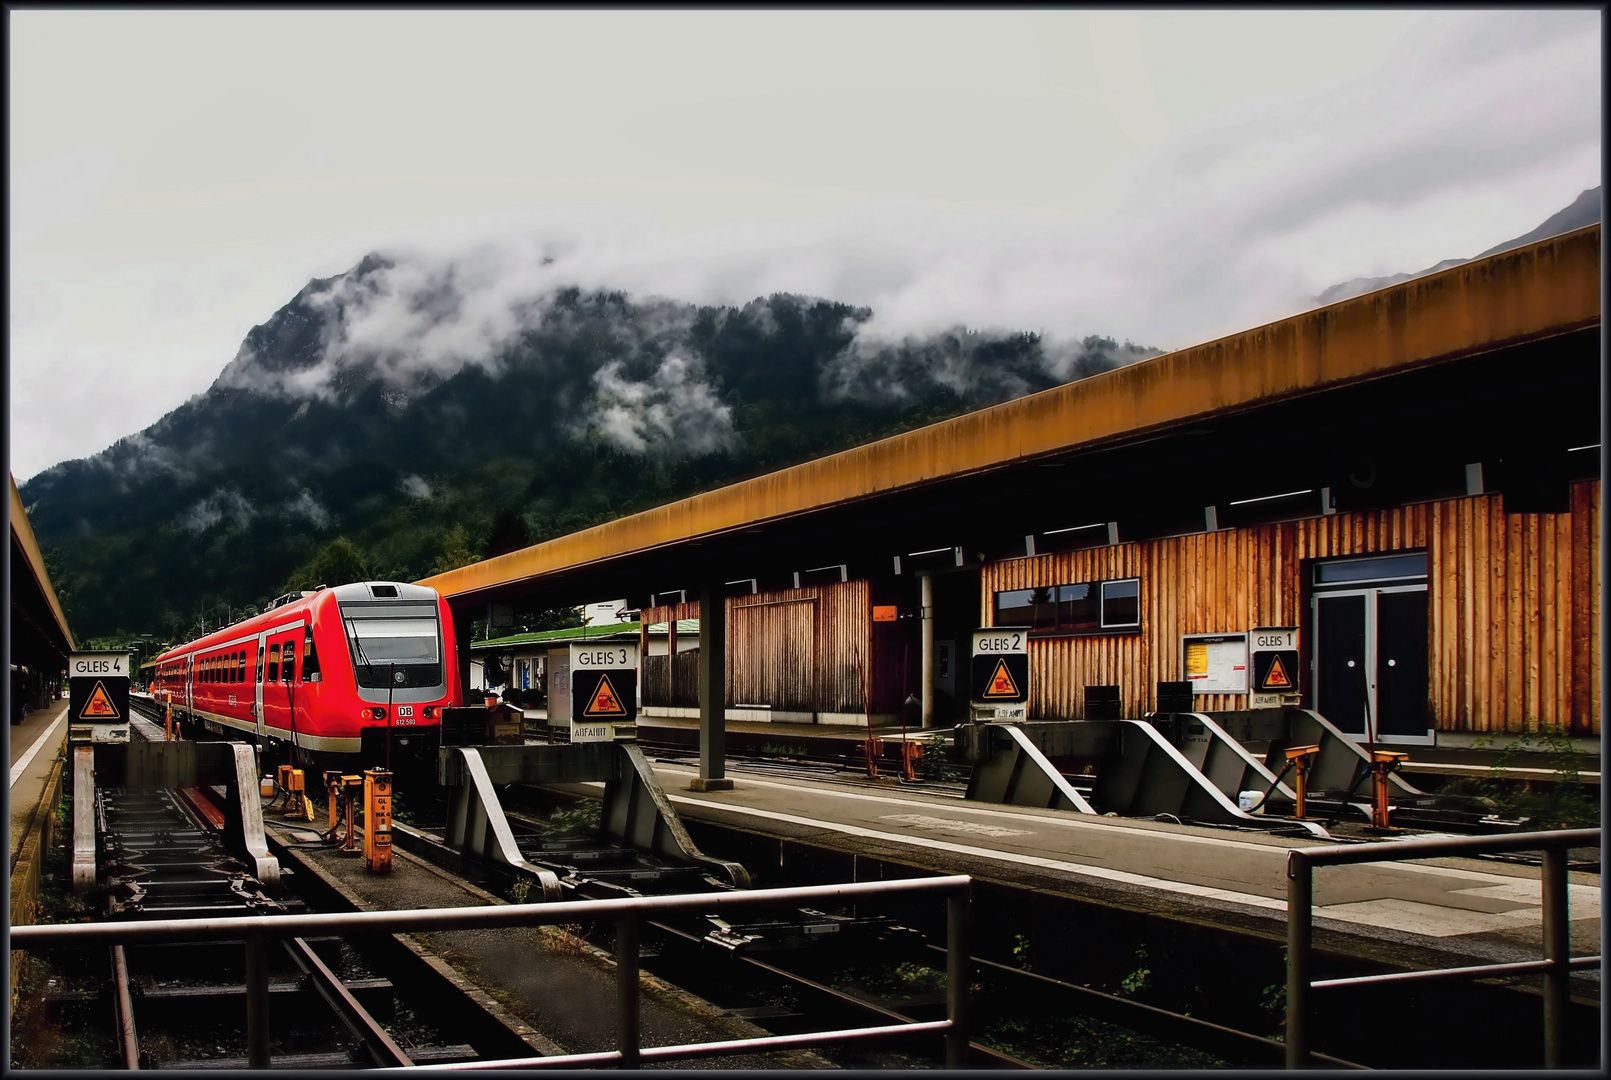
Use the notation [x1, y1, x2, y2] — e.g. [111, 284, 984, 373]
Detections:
[569, 642, 638, 742]
[69, 651, 131, 744]
[971, 627, 1029, 721]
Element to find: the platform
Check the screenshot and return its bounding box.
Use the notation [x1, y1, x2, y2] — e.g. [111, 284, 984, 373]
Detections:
[634, 756, 1600, 989]
[10, 698, 69, 867]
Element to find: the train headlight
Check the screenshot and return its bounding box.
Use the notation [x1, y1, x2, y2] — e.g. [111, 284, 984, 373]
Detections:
[422, 705, 440, 719]
[362, 707, 386, 721]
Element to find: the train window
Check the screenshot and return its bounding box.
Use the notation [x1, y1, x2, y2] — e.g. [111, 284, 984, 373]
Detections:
[268, 644, 280, 683]
[339, 605, 442, 689]
[282, 642, 297, 683]
[238, 652, 246, 683]
[302, 629, 320, 682]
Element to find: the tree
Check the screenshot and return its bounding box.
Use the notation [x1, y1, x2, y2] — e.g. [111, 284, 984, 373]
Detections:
[516, 605, 586, 634]
[482, 508, 530, 560]
[430, 524, 476, 576]
[283, 536, 372, 592]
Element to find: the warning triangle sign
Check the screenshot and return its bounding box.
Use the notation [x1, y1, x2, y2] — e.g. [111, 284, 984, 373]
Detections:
[583, 673, 628, 718]
[79, 681, 121, 720]
[1262, 655, 1293, 690]
[982, 658, 1021, 699]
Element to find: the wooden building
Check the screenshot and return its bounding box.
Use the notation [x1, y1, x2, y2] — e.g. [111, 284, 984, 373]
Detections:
[424, 225, 1601, 747]
[641, 579, 918, 725]
[980, 481, 1600, 740]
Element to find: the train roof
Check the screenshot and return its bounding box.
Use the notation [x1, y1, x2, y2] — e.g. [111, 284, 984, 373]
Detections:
[155, 581, 439, 660]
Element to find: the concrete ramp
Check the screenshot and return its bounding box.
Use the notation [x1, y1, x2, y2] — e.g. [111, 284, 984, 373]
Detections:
[439, 743, 750, 889]
[962, 720, 1328, 837]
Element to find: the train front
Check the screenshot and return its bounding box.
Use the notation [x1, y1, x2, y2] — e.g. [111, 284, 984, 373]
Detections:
[321, 581, 461, 778]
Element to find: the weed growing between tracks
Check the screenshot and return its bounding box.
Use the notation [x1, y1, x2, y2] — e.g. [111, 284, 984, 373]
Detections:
[546, 800, 602, 836]
[1435, 725, 1598, 828]
[980, 1011, 1226, 1069]
[828, 952, 1228, 1068]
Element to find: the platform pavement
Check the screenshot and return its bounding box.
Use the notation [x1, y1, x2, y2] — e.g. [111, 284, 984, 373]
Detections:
[637, 757, 1600, 991]
[616, 709, 1603, 780]
[10, 697, 70, 868]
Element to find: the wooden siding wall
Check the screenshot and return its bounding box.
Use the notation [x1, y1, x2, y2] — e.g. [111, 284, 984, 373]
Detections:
[642, 582, 905, 714]
[980, 480, 1599, 735]
[641, 652, 701, 708]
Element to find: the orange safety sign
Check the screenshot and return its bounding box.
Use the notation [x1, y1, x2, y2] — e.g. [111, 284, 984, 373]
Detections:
[981, 658, 1021, 699]
[582, 672, 628, 718]
[1261, 655, 1293, 690]
[79, 681, 121, 720]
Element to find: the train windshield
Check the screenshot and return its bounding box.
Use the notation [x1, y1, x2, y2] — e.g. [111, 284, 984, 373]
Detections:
[339, 603, 443, 688]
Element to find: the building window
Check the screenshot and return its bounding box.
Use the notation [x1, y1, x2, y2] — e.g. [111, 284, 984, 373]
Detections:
[995, 576, 1141, 635]
[1101, 579, 1141, 628]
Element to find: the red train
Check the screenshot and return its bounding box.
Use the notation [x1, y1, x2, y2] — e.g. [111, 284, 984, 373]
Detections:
[152, 581, 462, 772]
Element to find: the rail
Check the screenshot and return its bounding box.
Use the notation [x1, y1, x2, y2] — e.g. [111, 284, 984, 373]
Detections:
[11, 875, 972, 1069]
[1285, 828, 1600, 1069]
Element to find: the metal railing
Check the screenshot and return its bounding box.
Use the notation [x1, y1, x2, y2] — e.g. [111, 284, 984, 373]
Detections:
[1286, 828, 1600, 1069]
[11, 875, 972, 1069]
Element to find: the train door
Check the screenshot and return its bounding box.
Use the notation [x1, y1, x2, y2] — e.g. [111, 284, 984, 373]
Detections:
[254, 633, 268, 738]
[1311, 552, 1432, 745]
[263, 632, 298, 743]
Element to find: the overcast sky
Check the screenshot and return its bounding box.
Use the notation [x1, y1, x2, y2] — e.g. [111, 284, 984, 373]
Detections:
[9, 9, 1601, 483]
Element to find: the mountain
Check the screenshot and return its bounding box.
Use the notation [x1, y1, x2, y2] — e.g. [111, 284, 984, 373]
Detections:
[21, 257, 1161, 641]
[1316, 186, 1602, 306]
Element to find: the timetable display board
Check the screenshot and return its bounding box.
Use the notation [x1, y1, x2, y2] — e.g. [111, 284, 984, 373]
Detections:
[1181, 634, 1248, 696]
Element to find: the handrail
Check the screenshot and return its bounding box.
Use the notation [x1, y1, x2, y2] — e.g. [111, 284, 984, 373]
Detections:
[1285, 828, 1599, 1069]
[12, 875, 973, 1069]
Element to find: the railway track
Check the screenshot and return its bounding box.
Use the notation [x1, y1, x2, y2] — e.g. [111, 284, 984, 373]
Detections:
[31, 712, 539, 1069]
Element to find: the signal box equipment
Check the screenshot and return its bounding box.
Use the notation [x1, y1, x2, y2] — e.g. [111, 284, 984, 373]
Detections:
[364, 769, 393, 872]
[1284, 743, 1321, 819]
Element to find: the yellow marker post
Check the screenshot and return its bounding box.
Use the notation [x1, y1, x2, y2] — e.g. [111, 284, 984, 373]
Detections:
[363, 769, 393, 873]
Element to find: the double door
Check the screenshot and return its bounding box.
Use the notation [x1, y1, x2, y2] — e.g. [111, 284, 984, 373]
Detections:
[1313, 584, 1430, 744]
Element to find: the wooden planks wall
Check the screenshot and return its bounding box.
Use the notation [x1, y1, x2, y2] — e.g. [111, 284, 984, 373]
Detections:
[980, 480, 1599, 735]
[643, 580, 902, 714]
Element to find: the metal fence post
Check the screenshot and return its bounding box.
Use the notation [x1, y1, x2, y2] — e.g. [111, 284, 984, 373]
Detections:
[617, 915, 640, 1068]
[245, 931, 270, 1068]
[1286, 851, 1312, 1070]
[1542, 845, 1569, 1068]
[947, 886, 971, 1069]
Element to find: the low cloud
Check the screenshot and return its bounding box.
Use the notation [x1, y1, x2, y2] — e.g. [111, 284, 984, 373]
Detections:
[282, 489, 331, 528]
[577, 349, 737, 457]
[398, 474, 432, 500]
[182, 487, 254, 533]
